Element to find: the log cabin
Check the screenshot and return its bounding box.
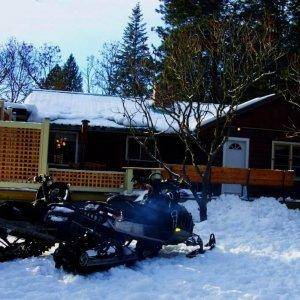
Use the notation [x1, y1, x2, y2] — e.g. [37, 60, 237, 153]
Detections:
[0, 89, 299, 200]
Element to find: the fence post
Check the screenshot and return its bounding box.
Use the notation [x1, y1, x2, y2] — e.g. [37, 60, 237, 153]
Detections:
[125, 168, 134, 193]
[38, 118, 50, 175]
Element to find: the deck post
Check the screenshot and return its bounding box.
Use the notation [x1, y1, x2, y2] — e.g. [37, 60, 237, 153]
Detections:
[38, 118, 50, 175]
[125, 168, 134, 194]
[6, 108, 13, 121]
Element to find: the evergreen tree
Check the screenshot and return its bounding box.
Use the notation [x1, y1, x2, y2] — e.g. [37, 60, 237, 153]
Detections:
[155, 0, 298, 102]
[232, 0, 297, 99]
[155, 0, 227, 103]
[43, 64, 64, 90]
[157, 0, 225, 33]
[116, 3, 154, 98]
[42, 55, 83, 92]
[62, 54, 83, 92]
[288, 0, 300, 52]
[236, 1, 291, 45]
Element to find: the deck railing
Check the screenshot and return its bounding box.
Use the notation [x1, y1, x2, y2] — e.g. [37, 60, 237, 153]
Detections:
[49, 168, 126, 192]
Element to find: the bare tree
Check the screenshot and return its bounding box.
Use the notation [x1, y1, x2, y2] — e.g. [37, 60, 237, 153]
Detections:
[279, 53, 300, 135]
[0, 38, 61, 102]
[0, 45, 12, 87]
[282, 54, 300, 107]
[83, 55, 97, 94]
[121, 17, 284, 221]
[0, 39, 32, 102]
[21, 43, 61, 88]
[94, 42, 120, 95]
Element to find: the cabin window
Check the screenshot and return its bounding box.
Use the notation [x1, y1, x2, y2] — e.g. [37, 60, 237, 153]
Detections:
[272, 142, 300, 178]
[292, 146, 300, 177]
[49, 131, 78, 166]
[126, 136, 156, 162]
[229, 143, 242, 150]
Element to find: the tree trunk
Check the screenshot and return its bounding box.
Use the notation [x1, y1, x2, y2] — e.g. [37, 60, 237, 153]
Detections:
[193, 163, 212, 222]
[194, 190, 207, 222]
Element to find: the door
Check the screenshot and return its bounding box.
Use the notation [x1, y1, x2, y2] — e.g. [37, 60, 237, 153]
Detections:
[222, 138, 249, 195]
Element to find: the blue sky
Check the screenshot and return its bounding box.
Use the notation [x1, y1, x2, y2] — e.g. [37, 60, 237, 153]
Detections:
[0, 0, 162, 67]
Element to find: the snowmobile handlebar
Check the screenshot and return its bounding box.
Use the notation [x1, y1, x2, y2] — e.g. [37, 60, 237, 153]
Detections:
[132, 172, 190, 202]
[132, 172, 188, 190]
[27, 175, 53, 185]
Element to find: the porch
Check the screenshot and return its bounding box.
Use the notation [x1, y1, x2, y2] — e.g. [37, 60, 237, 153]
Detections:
[0, 119, 139, 200]
[0, 119, 298, 202]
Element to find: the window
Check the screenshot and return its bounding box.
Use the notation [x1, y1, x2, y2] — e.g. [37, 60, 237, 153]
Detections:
[272, 142, 300, 178]
[292, 145, 300, 177]
[49, 132, 78, 166]
[126, 136, 156, 162]
[229, 143, 242, 150]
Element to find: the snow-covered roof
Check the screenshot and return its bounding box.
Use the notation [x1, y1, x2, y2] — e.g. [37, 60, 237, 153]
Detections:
[24, 90, 175, 131]
[23, 89, 275, 131]
[4, 101, 32, 110]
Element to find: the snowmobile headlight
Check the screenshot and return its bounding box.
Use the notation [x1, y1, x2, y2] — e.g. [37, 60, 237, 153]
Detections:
[175, 227, 181, 233]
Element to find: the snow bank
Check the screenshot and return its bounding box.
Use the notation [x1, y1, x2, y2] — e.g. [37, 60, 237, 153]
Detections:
[0, 195, 299, 299]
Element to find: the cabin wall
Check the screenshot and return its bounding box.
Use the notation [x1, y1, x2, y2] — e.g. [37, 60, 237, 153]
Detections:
[226, 99, 300, 197]
[86, 132, 127, 170]
[85, 132, 188, 170]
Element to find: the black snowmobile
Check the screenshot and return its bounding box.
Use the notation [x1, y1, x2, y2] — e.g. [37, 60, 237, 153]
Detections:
[0, 174, 215, 273]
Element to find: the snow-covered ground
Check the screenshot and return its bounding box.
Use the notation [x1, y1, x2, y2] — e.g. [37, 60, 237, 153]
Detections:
[0, 195, 299, 300]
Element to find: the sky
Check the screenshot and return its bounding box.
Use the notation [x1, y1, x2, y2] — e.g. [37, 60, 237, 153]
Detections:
[0, 0, 163, 67]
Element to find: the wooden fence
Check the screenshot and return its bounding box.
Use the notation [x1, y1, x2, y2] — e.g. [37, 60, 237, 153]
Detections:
[163, 164, 294, 188]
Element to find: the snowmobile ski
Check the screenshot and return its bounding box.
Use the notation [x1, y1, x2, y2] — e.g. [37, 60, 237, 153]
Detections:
[186, 233, 216, 258]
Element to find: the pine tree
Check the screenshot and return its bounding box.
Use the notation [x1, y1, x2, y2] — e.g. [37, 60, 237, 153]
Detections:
[288, 0, 300, 53]
[43, 64, 64, 90]
[155, 0, 227, 103]
[62, 54, 83, 92]
[232, 0, 297, 99]
[155, 0, 298, 102]
[116, 3, 154, 98]
[42, 55, 83, 92]
[157, 0, 225, 31]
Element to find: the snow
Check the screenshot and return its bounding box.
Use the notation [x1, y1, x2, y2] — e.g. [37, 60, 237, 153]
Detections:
[3, 101, 32, 110]
[0, 195, 299, 299]
[23, 89, 275, 131]
[25, 90, 174, 131]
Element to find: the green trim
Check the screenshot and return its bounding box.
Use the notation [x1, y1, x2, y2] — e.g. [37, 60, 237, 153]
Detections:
[0, 120, 43, 129]
[125, 168, 134, 193]
[0, 182, 40, 190]
[38, 119, 50, 174]
[69, 186, 124, 193]
[49, 168, 125, 175]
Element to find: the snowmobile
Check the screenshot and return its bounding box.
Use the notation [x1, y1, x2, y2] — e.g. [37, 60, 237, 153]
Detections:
[0, 173, 215, 273]
[0, 175, 70, 262]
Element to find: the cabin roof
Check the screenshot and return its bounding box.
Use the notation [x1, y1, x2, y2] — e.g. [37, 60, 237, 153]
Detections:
[19, 89, 276, 131]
